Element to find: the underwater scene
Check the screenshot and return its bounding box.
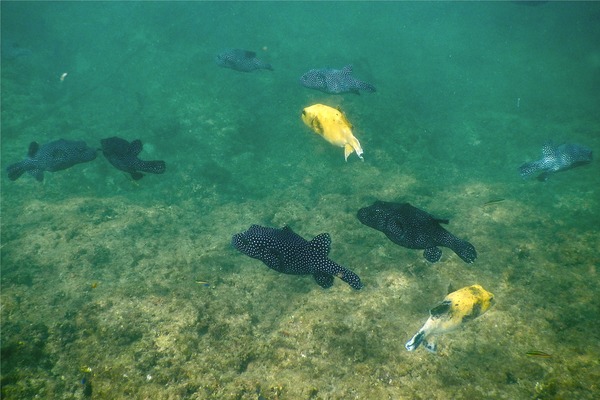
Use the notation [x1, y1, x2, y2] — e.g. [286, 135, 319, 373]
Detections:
[1, 2, 599, 399]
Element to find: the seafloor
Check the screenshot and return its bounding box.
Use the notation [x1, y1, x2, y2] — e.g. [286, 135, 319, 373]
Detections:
[2, 2, 599, 399]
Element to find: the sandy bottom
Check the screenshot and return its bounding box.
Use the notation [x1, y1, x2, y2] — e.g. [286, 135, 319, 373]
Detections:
[2, 137, 599, 399]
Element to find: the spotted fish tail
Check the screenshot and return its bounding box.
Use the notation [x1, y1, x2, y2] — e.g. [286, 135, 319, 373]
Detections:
[518, 160, 545, 177]
[450, 238, 477, 264]
[321, 259, 363, 290]
[439, 230, 477, 263]
[308, 233, 363, 290]
[6, 160, 30, 181]
[344, 137, 363, 161]
[134, 160, 166, 175]
[356, 80, 376, 93]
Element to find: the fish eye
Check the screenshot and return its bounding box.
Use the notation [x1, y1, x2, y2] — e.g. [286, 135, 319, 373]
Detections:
[301, 110, 306, 116]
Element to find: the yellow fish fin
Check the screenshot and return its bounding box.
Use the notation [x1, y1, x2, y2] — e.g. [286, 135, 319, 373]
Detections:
[336, 107, 353, 129]
[310, 116, 324, 135]
[344, 137, 364, 161]
[344, 144, 353, 161]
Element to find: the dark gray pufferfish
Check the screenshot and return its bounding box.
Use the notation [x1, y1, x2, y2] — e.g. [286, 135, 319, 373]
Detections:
[519, 141, 592, 181]
[300, 65, 376, 95]
[6, 139, 97, 181]
[100, 137, 166, 180]
[215, 49, 273, 72]
[232, 225, 363, 290]
[357, 201, 477, 264]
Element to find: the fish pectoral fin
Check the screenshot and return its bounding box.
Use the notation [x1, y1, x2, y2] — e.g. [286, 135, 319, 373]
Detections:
[311, 117, 324, 134]
[430, 300, 452, 318]
[28, 169, 44, 182]
[313, 272, 334, 289]
[130, 172, 144, 180]
[424, 339, 438, 353]
[424, 247, 442, 263]
[537, 172, 551, 181]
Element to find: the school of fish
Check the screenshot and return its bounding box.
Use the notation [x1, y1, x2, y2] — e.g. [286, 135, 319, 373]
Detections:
[5, 44, 594, 359]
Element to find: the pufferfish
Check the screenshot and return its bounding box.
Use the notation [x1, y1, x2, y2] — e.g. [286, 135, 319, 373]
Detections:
[405, 285, 494, 353]
[301, 104, 364, 161]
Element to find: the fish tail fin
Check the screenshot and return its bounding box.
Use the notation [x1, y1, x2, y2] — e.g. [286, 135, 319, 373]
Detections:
[6, 161, 31, 181]
[405, 329, 425, 351]
[136, 160, 166, 175]
[344, 138, 364, 161]
[444, 233, 477, 264]
[344, 145, 353, 161]
[324, 260, 363, 290]
[518, 160, 543, 177]
[454, 240, 478, 264]
[337, 268, 363, 290]
[359, 81, 376, 93]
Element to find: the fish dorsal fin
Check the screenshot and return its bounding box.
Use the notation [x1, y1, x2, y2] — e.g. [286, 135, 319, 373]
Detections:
[130, 140, 143, 155]
[243, 50, 257, 58]
[28, 142, 40, 157]
[434, 218, 450, 225]
[430, 300, 451, 317]
[542, 142, 556, 158]
[282, 225, 295, 234]
[342, 65, 353, 74]
[447, 283, 455, 294]
[336, 107, 353, 128]
[310, 233, 331, 256]
[50, 148, 67, 159]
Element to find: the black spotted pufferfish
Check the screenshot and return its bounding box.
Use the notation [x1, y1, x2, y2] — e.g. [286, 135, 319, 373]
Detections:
[357, 201, 477, 264]
[232, 225, 363, 290]
[6, 139, 97, 182]
[300, 65, 376, 95]
[519, 141, 592, 181]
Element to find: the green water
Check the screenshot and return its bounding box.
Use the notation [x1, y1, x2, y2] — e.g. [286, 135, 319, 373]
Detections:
[1, 2, 599, 399]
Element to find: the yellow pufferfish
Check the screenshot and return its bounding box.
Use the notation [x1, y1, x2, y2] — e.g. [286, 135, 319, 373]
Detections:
[405, 284, 494, 353]
[301, 104, 363, 161]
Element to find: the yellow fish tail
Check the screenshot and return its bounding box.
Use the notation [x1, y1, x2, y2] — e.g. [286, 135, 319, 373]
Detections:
[344, 137, 363, 161]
